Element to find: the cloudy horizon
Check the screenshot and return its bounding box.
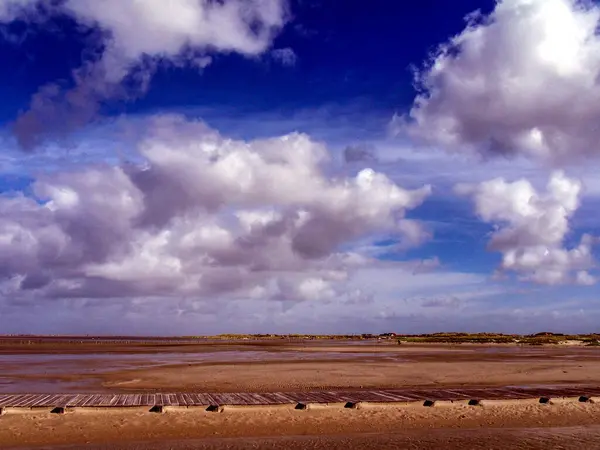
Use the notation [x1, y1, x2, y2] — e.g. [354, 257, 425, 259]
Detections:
[1, 0, 600, 335]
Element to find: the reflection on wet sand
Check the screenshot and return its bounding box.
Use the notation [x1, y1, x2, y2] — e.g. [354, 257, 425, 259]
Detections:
[1, 340, 600, 393]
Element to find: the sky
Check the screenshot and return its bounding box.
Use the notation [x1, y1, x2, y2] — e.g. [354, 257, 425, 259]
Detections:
[1, 0, 600, 335]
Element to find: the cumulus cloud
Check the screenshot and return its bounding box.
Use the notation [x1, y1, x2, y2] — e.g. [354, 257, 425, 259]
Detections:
[0, 115, 431, 303]
[0, 0, 37, 20]
[457, 171, 597, 285]
[402, 0, 600, 162]
[0, 0, 288, 150]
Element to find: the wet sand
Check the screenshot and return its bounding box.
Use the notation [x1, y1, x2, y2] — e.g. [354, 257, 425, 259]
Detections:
[1, 340, 600, 393]
[2, 339, 600, 448]
[17, 427, 600, 450]
[3, 402, 600, 449]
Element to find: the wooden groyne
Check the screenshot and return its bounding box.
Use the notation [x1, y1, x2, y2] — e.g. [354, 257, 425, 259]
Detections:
[1, 385, 599, 409]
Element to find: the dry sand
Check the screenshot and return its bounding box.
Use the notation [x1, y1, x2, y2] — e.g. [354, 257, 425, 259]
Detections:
[100, 358, 600, 392]
[3, 340, 600, 448]
[2, 402, 600, 449]
[3, 341, 600, 392]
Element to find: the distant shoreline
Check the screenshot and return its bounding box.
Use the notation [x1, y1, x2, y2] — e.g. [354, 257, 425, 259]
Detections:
[0, 332, 598, 346]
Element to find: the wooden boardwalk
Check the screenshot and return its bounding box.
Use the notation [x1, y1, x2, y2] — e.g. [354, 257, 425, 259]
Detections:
[1, 386, 599, 408]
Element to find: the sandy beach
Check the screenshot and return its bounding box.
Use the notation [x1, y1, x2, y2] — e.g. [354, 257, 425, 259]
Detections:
[2, 340, 600, 393]
[3, 401, 600, 449]
[2, 339, 600, 448]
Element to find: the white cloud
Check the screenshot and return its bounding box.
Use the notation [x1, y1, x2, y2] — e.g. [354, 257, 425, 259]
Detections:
[60, 0, 287, 80]
[0, 0, 289, 150]
[457, 171, 597, 285]
[402, 0, 600, 162]
[2, 0, 287, 76]
[0, 115, 431, 304]
[0, 0, 38, 20]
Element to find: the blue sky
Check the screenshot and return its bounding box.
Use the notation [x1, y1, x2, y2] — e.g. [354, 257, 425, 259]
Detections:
[1, 0, 600, 335]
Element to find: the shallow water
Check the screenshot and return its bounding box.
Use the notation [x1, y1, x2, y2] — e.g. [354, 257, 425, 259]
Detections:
[0, 350, 401, 393]
[1, 344, 599, 393]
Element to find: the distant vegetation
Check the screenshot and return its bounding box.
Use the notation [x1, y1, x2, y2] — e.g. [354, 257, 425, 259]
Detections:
[395, 332, 600, 346]
[0, 332, 599, 346]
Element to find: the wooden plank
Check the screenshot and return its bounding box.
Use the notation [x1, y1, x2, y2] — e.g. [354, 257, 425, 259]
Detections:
[80, 394, 100, 407]
[237, 393, 270, 405]
[2, 386, 600, 408]
[115, 394, 130, 407]
[200, 393, 220, 405]
[385, 390, 428, 401]
[402, 390, 446, 400]
[219, 393, 246, 405]
[309, 391, 340, 402]
[368, 391, 413, 402]
[183, 393, 200, 406]
[141, 394, 154, 406]
[487, 388, 533, 399]
[108, 395, 120, 406]
[65, 394, 86, 407]
[211, 393, 232, 405]
[66, 394, 85, 407]
[265, 392, 296, 404]
[328, 391, 355, 402]
[159, 393, 170, 406]
[125, 394, 140, 407]
[30, 394, 55, 408]
[176, 393, 188, 406]
[281, 392, 310, 402]
[52, 395, 74, 407]
[193, 393, 216, 406]
[154, 394, 167, 406]
[231, 393, 254, 405]
[6, 394, 28, 407]
[354, 391, 396, 402]
[440, 389, 473, 399]
[0, 395, 19, 407]
[378, 390, 421, 401]
[11, 394, 31, 407]
[167, 394, 178, 406]
[422, 390, 456, 400]
[24, 394, 48, 407]
[432, 390, 469, 401]
[310, 392, 347, 403]
[32, 394, 61, 407]
[451, 388, 494, 399]
[11, 394, 38, 407]
[96, 395, 116, 407]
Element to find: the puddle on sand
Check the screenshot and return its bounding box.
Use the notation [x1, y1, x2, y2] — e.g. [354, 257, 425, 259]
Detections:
[0, 377, 101, 394]
[0, 350, 405, 393]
